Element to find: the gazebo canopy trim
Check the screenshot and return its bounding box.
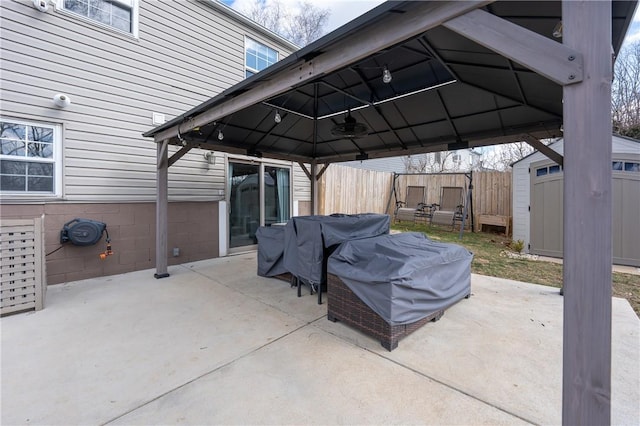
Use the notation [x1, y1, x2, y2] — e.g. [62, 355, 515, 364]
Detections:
[144, 1, 634, 164]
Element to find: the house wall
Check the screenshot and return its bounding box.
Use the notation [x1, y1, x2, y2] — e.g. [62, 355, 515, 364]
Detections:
[0, 0, 308, 284]
[293, 163, 312, 215]
[1, 0, 297, 202]
[1, 202, 218, 284]
[512, 136, 640, 257]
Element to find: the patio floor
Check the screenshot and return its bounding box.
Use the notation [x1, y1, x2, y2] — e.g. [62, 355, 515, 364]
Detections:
[1, 252, 638, 425]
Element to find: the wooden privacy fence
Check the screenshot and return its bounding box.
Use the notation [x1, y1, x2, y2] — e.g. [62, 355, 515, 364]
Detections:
[319, 164, 394, 215]
[0, 216, 46, 315]
[319, 164, 512, 231]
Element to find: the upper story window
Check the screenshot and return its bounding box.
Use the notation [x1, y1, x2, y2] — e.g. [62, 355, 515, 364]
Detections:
[245, 37, 278, 78]
[0, 119, 62, 196]
[61, 0, 138, 36]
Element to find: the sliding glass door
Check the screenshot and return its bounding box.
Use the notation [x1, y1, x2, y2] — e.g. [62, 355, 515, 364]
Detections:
[264, 166, 290, 226]
[228, 161, 291, 249]
[228, 162, 260, 249]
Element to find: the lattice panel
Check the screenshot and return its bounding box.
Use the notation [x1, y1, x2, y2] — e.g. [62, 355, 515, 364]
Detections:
[0, 217, 46, 315]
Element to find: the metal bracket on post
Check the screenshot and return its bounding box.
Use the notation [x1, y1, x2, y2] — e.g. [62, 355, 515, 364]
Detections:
[316, 163, 330, 180]
[298, 162, 312, 180]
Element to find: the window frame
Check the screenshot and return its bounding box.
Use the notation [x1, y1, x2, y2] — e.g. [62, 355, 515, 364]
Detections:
[57, 0, 139, 38]
[244, 36, 279, 78]
[0, 118, 63, 198]
[612, 156, 640, 174]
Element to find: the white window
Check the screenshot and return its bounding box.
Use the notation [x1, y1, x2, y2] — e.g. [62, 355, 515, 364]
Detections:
[60, 0, 138, 36]
[245, 37, 278, 78]
[0, 119, 62, 196]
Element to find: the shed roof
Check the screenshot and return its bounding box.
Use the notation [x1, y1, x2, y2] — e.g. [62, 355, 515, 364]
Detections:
[511, 134, 640, 166]
[144, 1, 636, 164]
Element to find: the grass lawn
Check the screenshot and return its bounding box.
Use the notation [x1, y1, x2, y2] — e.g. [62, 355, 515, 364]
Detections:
[391, 222, 640, 317]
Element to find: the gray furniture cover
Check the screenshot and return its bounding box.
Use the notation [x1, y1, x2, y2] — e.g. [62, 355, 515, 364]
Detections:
[255, 225, 288, 277]
[328, 232, 472, 325]
[283, 214, 390, 287]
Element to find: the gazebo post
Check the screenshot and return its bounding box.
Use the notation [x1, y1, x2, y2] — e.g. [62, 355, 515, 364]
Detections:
[562, 1, 612, 424]
[311, 82, 319, 216]
[155, 139, 170, 279]
[310, 160, 318, 215]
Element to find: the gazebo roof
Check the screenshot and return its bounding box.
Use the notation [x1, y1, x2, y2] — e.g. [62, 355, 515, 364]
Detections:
[144, 0, 635, 164]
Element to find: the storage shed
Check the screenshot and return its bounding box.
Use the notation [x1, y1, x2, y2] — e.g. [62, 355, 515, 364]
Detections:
[512, 135, 640, 266]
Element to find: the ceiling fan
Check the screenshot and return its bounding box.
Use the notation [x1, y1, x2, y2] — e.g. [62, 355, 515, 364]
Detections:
[331, 110, 369, 138]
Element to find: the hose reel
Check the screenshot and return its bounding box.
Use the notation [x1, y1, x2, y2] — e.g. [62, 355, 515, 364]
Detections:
[59, 218, 113, 258]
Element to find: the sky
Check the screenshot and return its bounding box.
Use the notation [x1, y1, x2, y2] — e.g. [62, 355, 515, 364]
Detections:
[221, 0, 640, 48]
[625, 6, 640, 46]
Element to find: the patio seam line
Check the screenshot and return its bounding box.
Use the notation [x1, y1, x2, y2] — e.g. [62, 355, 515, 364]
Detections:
[315, 323, 539, 426]
[100, 320, 315, 426]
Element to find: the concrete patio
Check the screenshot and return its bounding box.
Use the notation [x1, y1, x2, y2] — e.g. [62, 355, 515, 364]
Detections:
[1, 252, 638, 425]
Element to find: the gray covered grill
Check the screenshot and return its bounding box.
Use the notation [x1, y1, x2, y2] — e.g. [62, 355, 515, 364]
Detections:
[255, 225, 288, 278]
[283, 214, 390, 302]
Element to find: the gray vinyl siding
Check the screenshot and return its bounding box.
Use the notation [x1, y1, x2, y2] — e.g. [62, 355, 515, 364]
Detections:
[0, 0, 295, 202]
[292, 163, 311, 201]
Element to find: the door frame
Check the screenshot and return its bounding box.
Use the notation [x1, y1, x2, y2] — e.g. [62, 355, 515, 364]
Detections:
[226, 155, 293, 254]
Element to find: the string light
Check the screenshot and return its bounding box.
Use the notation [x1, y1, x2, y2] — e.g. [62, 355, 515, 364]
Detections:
[274, 110, 282, 123]
[218, 130, 224, 141]
[382, 65, 392, 84]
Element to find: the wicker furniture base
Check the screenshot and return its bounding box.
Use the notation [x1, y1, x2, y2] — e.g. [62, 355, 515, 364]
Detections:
[272, 272, 293, 283]
[327, 273, 461, 351]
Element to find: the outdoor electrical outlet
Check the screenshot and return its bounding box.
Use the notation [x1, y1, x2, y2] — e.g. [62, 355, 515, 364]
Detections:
[172, 247, 180, 257]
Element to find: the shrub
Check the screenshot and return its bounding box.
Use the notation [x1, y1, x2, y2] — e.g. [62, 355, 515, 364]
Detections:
[512, 239, 525, 254]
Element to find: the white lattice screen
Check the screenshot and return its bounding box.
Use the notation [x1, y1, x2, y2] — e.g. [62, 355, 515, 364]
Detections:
[0, 217, 46, 315]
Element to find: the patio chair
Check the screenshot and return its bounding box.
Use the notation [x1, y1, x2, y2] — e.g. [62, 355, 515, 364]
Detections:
[431, 186, 465, 229]
[394, 186, 426, 223]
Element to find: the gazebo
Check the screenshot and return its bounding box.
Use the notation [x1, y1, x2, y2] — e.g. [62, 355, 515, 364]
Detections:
[144, 1, 638, 424]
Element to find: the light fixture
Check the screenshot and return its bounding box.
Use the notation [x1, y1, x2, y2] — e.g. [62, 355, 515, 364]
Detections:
[274, 110, 282, 123]
[53, 93, 71, 108]
[203, 151, 215, 164]
[552, 21, 563, 38]
[218, 130, 224, 141]
[382, 65, 392, 84]
[32, 0, 49, 12]
[330, 109, 369, 138]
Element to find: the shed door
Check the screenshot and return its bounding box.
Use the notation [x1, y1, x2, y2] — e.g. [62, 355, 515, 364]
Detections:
[612, 157, 640, 267]
[530, 161, 564, 258]
[530, 156, 640, 267]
